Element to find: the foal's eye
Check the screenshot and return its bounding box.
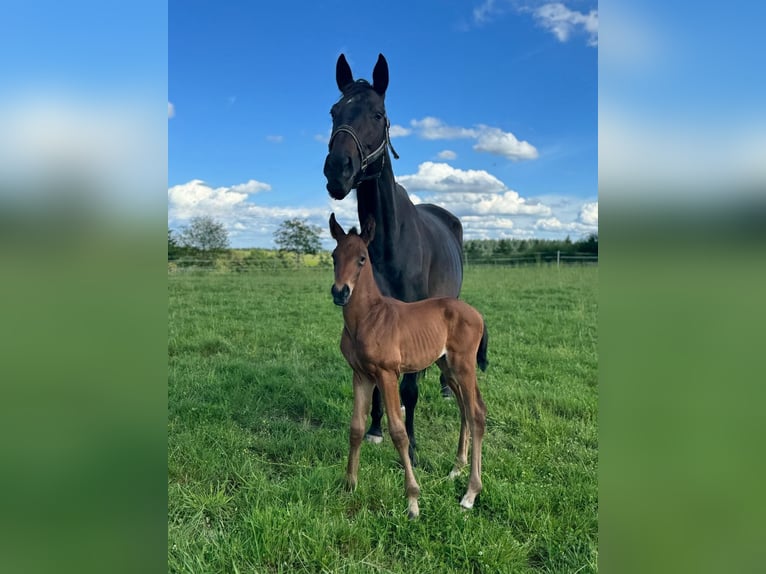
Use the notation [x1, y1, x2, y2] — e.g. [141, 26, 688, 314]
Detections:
[359, 255, 366, 265]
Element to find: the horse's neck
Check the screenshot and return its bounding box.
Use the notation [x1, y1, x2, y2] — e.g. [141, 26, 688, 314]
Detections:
[356, 158, 412, 257]
[342, 263, 385, 335]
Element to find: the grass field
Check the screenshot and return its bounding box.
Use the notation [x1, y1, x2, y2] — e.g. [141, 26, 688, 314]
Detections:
[168, 265, 598, 573]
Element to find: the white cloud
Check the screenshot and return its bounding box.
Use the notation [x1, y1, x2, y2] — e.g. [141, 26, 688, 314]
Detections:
[266, 134, 284, 143]
[169, 178, 329, 248]
[533, 215, 595, 235]
[410, 117, 477, 140]
[397, 162, 551, 219]
[437, 150, 457, 160]
[168, 179, 251, 220]
[534, 3, 598, 47]
[473, 0, 504, 24]
[409, 117, 538, 161]
[168, 102, 175, 118]
[398, 161, 507, 194]
[389, 124, 412, 138]
[392, 162, 600, 240]
[579, 201, 598, 225]
[230, 179, 272, 194]
[473, 125, 539, 160]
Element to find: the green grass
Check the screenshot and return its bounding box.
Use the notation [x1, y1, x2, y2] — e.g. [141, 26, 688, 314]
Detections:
[168, 265, 598, 573]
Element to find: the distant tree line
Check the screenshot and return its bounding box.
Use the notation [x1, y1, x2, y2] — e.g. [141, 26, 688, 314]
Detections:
[170, 216, 597, 270]
[464, 233, 597, 263]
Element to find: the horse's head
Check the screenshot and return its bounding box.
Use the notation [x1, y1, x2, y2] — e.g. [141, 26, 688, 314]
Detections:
[324, 53, 397, 200]
[329, 212, 376, 306]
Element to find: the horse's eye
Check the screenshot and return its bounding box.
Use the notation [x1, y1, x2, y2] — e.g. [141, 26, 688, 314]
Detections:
[374, 113, 383, 121]
[359, 255, 366, 265]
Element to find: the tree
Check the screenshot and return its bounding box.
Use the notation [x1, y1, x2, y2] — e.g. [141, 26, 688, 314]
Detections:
[178, 216, 229, 253]
[273, 218, 322, 265]
[168, 229, 183, 260]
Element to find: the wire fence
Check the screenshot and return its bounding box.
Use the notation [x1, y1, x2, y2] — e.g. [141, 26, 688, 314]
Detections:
[464, 252, 598, 267]
[168, 251, 597, 273]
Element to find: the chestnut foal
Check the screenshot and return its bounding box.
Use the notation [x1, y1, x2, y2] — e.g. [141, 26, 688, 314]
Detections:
[329, 213, 488, 518]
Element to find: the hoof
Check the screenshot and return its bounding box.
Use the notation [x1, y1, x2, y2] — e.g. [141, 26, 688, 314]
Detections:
[407, 500, 420, 519]
[459, 496, 474, 510]
[440, 385, 454, 399]
[448, 469, 461, 480]
[365, 433, 383, 444]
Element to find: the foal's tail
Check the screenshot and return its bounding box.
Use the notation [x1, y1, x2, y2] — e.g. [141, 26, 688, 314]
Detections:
[477, 320, 489, 372]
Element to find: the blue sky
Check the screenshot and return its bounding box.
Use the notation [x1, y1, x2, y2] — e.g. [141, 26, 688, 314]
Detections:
[169, 0, 598, 248]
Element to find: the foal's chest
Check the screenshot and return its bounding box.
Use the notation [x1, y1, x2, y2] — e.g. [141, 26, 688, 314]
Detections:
[340, 325, 401, 375]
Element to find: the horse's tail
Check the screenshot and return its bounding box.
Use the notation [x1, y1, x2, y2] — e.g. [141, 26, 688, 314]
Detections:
[477, 320, 489, 372]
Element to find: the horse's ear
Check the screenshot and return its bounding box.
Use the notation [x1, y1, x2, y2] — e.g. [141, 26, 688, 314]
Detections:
[329, 213, 346, 241]
[372, 53, 388, 96]
[336, 54, 354, 92]
[360, 215, 376, 244]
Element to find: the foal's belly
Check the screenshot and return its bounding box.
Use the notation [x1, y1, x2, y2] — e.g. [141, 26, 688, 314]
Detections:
[398, 341, 446, 373]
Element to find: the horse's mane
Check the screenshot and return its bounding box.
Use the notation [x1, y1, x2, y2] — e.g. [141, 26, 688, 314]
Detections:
[338, 79, 374, 99]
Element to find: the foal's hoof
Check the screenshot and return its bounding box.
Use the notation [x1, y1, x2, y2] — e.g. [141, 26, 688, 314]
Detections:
[440, 385, 454, 399]
[364, 433, 383, 444]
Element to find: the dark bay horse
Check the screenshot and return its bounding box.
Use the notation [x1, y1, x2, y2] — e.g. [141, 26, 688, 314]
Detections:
[324, 53, 464, 464]
[329, 213, 488, 518]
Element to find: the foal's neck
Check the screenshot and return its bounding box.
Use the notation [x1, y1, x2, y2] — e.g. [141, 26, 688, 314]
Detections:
[342, 260, 386, 334]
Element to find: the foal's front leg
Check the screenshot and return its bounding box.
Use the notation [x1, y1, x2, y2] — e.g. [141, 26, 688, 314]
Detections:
[379, 371, 421, 518]
[347, 372, 374, 491]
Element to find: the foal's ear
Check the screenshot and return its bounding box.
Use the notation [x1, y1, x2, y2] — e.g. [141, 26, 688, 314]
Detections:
[372, 53, 388, 96]
[360, 215, 376, 244]
[329, 213, 346, 240]
[336, 54, 354, 92]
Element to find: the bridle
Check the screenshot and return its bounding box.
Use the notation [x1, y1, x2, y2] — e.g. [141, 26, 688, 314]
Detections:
[328, 116, 400, 187]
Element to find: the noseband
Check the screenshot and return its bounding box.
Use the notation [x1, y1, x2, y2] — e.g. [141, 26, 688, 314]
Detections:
[329, 118, 400, 187]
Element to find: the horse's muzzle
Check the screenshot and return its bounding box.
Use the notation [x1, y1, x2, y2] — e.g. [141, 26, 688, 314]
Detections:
[324, 153, 355, 199]
[331, 284, 351, 306]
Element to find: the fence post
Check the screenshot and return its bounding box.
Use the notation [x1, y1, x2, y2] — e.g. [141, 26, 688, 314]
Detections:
[557, 250, 560, 268]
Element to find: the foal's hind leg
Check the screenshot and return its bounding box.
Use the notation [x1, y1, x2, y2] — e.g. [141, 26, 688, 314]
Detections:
[437, 358, 468, 479]
[454, 360, 486, 510]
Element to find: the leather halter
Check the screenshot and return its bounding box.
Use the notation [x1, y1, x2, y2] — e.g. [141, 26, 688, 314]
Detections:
[328, 118, 400, 187]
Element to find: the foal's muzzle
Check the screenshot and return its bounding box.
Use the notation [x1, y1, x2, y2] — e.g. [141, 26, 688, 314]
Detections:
[331, 284, 351, 306]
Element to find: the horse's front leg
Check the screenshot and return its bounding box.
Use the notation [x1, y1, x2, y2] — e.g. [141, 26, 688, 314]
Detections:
[347, 372, 374, 491]
[400, 372, 419, 466]
[365, 386, 384, 444]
